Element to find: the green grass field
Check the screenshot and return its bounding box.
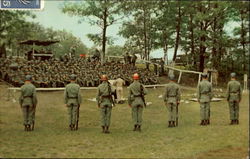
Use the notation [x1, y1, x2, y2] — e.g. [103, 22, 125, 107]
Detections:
[0, 83, 249, 158]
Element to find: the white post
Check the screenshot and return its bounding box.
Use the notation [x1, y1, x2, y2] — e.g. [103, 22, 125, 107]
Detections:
[243, 74, 248, 93]
[198, 73, 201, 85]
[178, 71, 182, 84]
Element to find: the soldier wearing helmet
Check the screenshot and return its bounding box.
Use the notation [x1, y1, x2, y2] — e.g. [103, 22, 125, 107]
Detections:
[226, 72, 242, 125]
[128, 73, 147, 132]
[96, 75, 115, 133]
[19, 75, 38, 131]
[197, 73, 213, 126]
[163, 74, 181, 127]
[64, 74, 82, 131]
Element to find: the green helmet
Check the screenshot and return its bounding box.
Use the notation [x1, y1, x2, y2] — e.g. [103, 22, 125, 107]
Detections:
[70, 74, 77, 80]
[230, 72, 236, 78]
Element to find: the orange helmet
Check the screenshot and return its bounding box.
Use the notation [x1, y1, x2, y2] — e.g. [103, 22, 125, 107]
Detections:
[133, 73, 139, 80]
[101, 75, 108, 81]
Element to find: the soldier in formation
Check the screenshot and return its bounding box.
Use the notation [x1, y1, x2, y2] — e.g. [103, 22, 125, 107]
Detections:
[226, 72, 242, 125]
[19, 75, 38, 131]
[197, 73, 213, 126]
[163, 74, 181, 127]
[96, 75, 115, 133]
[64, 74, 82, 131]
[128, 73, 147, 132]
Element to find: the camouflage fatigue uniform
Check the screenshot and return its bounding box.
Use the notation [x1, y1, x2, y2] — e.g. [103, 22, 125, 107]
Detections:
[197, 79, 213, 125]
[128, 80, 147, 131]
[226, 79, 242, 124]
[19, 82, 37, 131]
[163, 81, 181, 127]
[64, 81, 82, 130]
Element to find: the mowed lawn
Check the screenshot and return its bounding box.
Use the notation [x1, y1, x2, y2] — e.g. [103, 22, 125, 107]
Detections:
[0, 83, 248, 158]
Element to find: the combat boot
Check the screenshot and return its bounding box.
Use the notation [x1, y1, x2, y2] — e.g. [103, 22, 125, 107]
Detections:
[24, 125, 27, 131]
[230, 120, 234, 125]
[137, 125, 141, 132]
[102, 126, 105, 133]
[105, 126, 110, 134]
[207, 119, 210, 125]
[27, 125, 31, 131]
[200, 120, 204, 126]
[172, 121, 176, 127]
[168, 121, 172, 127]
[133, 125, 137, 131]
[236, 119, 239, 125]
[203, 120, 208, 126]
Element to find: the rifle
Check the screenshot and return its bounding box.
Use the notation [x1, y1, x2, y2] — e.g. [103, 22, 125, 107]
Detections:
[76, 105, 80, 130]
[31, 104, 36, 131]
[140, 84, 146, 108]
[108, 82, 115, 107]
[176, 103, 179, 126]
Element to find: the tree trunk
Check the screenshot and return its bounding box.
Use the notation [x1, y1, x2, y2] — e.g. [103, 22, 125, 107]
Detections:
[240, 10, 246, 71]
[173, 3, 181, 62]
[189, 13, 196, 67]
[101, 5, 108, 65]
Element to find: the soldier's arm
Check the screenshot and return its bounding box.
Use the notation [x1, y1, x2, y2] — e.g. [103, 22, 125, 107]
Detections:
[226, 83, 230, 101]
[78, 87, 82, 105]
[96, 87, 101, 106]
[32, 88, 38, 106]
[177, 86, 181, 102]
[163, 86, 168, 103]
[142, 85, 147, 95]
[209, 84, 213, 100]
[239, 82, 242, 102]
[64, 87, 68, 105]
[127, 87, 132, 106]
[197, 84, 200, 102]
[19, 88, 23, 106]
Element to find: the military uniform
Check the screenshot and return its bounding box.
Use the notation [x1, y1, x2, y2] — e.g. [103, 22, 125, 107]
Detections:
[197, 74, 213, 125]
[96, 76, 115, 133]
[226, 73, 242, 125]
[19, 75, 37, 131]
[163, 76, 181, 127]
[128, 74, 147, 131]
[64, 75, 82, 130]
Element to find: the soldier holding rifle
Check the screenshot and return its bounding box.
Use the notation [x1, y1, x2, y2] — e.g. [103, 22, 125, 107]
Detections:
[163, 74, 181, 127]
[64, 74, 82, 131]
[128, 73, 147, 132]
[19, 75, 38, 131]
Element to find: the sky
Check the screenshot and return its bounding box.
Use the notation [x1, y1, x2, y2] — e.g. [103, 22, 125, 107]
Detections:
[27, 1, 240, 59]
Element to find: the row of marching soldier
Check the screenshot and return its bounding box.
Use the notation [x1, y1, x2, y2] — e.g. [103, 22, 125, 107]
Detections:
[19, 72, 242, 132]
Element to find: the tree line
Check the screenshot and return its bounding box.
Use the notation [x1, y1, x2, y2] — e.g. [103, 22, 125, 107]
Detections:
[62, 0, 249, 75]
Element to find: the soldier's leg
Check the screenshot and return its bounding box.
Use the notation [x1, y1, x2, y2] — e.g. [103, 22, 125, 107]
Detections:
[172, 103, 177, 127]
[27, 105, 34, 130]
[137, 106, 143, 126]
[166, 103, 173, 127]
[235, 102, 239, 124]
[100, 107, 106, 127]
[72, 105, 78, 129]
[105, 106, 112, 133]
[200, 103, 205, 125]
[67, 105, 73, 129]
[22, 106, 28, 130]
[30, 106, 36, 130]
[228, 102, 234, 124]
[131, 106, 137, 128]
[106, 106, 112, 127]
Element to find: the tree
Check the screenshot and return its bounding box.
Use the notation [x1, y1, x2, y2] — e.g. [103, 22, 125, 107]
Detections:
[62, 0, 122, 64]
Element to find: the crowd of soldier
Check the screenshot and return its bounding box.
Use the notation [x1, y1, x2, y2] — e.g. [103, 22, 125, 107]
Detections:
[0, 57, 159, 88]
